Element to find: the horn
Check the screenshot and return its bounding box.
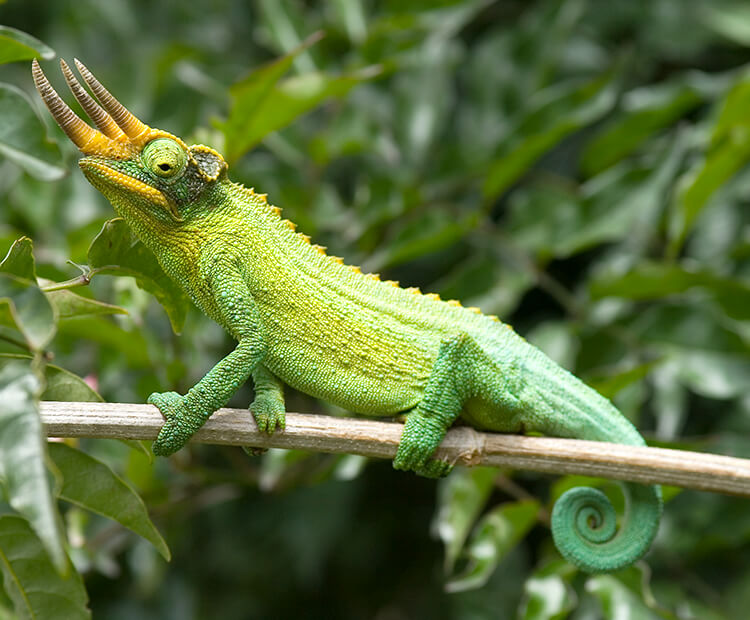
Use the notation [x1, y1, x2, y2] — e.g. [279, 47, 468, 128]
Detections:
[31, 59, 112, 155]
[59, 59, 125, 140]
[74, 58, 149, 139]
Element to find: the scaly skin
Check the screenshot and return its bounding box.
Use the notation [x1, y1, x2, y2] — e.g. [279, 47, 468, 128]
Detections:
[32, 59, 662, 573]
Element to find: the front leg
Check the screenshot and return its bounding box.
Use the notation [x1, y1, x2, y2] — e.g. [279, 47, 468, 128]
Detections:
[151, 261, 265, 456]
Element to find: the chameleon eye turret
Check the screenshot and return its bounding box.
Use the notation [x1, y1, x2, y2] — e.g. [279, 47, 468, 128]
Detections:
[142, 138, 187, 180]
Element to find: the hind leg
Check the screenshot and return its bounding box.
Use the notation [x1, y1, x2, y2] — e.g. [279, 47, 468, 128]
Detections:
[393, 332, 485, 478]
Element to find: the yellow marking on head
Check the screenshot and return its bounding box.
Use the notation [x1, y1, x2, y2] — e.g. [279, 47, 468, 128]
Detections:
[258, 193, 268, 202]
[271, 206, 282, 216]
[83, 160, 176, 216]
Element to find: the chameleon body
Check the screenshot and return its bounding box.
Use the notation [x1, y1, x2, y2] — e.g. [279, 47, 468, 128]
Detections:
[33, 59, 661, 573]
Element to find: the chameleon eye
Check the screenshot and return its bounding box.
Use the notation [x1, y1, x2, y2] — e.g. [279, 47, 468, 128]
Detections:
[142, 138, 187, 179]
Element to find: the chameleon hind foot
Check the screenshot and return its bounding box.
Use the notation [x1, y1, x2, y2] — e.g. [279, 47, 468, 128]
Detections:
[249, 392, 286, 434]
[393, 411, 453, 479]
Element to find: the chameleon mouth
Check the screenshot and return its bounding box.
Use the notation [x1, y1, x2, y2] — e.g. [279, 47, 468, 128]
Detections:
[79, 159, 181, 220]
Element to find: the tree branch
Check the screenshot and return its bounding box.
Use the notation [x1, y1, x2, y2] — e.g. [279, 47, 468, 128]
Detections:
[40, 401, 750, 497]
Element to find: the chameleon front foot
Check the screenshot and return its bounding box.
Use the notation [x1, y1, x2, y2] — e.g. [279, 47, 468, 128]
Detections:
[393, 411, 453, 479]
[149, 391, 201, 456]
[249, 392, 286, 434]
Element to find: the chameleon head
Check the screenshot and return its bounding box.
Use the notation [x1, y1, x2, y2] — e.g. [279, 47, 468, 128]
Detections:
[31, 59, 227, 234]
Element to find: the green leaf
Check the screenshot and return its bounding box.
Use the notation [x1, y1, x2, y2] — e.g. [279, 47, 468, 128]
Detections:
[483, 72, 617, 200]
[48, 443, 170, 561]
[87, 219, 190, 333]
[590, 262, 750, 321]
[0, 83, 65, 181]
[518, 561, 577, 620]
[0, 360, 67, 573]
[581, 77, 709, 176]
[0, 274, 56, 351]
[220, 31, 324, 161]
[585, 565, 663, 620]
[0, 516, 89, 620]
[670, 76, 750, 251]
[41, 284, 129, 320]
[0, 26, 54, 64]
[0, 237, 36, 281]
[445, 499, 539, 592]
[433, 467, 498, 574]
[0, 353, 103, 402]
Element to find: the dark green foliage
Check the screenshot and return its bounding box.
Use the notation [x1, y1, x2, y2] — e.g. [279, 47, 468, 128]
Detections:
[0, 0, 749, 617]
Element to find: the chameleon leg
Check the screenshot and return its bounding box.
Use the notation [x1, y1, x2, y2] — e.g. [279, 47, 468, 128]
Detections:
[150, 333, 264, 456]
[249, 364, 286, 433]
[393, 333, 478, 478]
[151, 261, 266, 456]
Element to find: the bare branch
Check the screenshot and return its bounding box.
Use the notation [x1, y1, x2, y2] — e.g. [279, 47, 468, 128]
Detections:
[40, 401, 750, 497]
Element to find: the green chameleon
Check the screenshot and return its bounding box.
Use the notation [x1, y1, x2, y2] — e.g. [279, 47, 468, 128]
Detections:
[32, 59, 661, 573]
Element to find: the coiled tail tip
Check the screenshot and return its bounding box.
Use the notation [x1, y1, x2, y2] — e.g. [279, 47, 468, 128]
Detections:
[551, 482, 662, 573]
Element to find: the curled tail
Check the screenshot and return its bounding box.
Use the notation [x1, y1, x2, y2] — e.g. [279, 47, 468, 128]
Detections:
[551, 481, 662, 573]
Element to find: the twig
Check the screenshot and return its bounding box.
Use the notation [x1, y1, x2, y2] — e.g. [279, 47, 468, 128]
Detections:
[40, 401, 750, 497]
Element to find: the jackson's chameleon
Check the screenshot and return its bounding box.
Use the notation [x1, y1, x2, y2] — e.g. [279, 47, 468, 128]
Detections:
[32, 59, 661, 573]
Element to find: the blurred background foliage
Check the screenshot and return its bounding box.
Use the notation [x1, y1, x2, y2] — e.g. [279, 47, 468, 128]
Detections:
[0, 0, 750, 617]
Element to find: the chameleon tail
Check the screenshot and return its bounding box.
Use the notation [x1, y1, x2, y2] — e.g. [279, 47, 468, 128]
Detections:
[551, 481, 662, 573]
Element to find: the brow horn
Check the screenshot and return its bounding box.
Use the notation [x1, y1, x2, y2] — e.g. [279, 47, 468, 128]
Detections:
[74, 59, 149, 139]
[31, 58, 112, 154]
[59, 59, 126, 140]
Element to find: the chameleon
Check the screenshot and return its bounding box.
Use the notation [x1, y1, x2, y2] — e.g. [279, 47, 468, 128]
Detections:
[32, 58, 661, 573]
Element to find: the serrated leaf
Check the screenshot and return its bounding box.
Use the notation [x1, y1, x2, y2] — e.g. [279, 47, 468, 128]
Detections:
[445, 499, 539, 592]
[87, 219, 189, 333]
[0, 360, 67, 573]
[48, 443, 170, 561]
[0, 273, 55, 351]
[0, 26, 54, 64]
[0, 83, 65, 180]
[0, 237, 36, 281]
[0, 516, 89, 620]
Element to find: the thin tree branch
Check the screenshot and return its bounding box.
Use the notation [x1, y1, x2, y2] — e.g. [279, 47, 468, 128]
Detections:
[40, 401, 750, 497]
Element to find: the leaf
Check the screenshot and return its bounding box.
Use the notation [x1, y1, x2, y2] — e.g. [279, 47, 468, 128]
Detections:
[445, 499, 539, 592]
[0, 353, 102, 402]
[585, 566, 663, 620]
[0, 360, 67, 573]
[433, 467, 498, 574]
[220, 31, 324, 161]
[670, 76, 750, 251]
[581, 76, 711, 176]
[41, 284, 129, 321]
[482, 72, 617, 200]
[0, 274, 56, 351]
[0, 83, 65, 181]
[87, 219, 190, 333]
[590, 262, 750, 321]
[48, 443, 170, 560]
[518, 561, 577, 620]
[0, 237, 36, 281]
[0, 516, 89, 620]
[0, 26, 54, 64]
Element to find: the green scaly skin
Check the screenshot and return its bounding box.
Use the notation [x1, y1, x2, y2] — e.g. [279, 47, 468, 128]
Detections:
[40, 73, 661, 574]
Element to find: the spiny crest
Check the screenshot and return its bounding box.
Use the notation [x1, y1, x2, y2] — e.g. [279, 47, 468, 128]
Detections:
[384, 280, 399, 287]
[283, 219, 297, 231]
